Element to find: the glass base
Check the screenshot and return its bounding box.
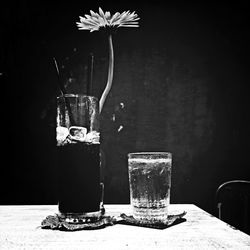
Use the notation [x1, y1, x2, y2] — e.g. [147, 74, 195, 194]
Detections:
[132, 206, 168, 224]
[58, 205, 105, 224]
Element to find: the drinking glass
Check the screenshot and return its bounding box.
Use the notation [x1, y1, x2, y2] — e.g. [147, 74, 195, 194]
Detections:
[128, 152, 172, 223]
[56, 94, 103, 221]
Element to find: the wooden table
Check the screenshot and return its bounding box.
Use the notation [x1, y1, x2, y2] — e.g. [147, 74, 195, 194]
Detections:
[0, 204, 249, 249]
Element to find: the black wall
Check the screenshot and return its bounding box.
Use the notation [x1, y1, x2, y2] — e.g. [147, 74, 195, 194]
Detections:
[2, 1, 250, 216]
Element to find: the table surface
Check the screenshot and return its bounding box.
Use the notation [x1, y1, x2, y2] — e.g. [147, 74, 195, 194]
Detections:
[0, 204, 250, 249]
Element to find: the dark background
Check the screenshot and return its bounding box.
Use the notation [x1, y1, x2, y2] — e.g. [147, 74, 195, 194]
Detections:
[1, 1, 250, 217]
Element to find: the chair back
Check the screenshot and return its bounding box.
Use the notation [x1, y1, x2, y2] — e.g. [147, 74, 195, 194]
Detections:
[215, 180, 250, 235]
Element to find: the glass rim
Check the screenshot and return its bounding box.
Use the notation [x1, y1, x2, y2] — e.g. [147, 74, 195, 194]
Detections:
[57, 94, 98, 101]
[128, 152, 172, 158]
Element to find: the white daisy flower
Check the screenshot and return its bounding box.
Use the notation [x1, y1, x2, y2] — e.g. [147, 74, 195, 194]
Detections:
[76, 7, 139, 113]
[76, 7, 140, 32]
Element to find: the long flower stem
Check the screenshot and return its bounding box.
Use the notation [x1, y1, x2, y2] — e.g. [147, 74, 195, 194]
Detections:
[99, 34, 114, 113]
